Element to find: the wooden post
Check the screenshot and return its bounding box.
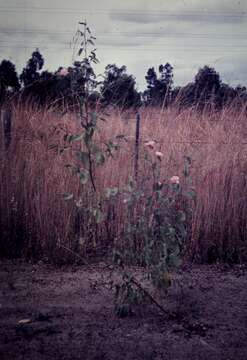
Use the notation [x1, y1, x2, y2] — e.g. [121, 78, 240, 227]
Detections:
[1, 108, 12, 150]
[134, 112, 141, 181]
[0, 109, 3, 153]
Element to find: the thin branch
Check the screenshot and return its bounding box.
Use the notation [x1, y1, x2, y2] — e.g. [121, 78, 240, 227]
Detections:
[131, 277, 168, 316]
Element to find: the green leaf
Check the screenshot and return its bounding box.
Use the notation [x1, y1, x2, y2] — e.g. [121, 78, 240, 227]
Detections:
[184, 155, 192, 165]
[95, 151, 105, 165]
[168, 227, 176, 236]
[78, 48, 83, 56]
[177, 223, 187, 238]
[67, 134, 83, 143]
[183, 166, 190, 177]
[186, 189, 196, 199]
[162, 271, 171, 289]
[79, 170, 89, 184]
[93, 209, 104, 224]
[77, 151, 89, 166]
[154, 182, 163, 191]
[105, 140, 119, 157]
[90, 111, 97, 124]
[48, 144, 58, 150]
[90, 143, 100, 154]
[105, 187, 118, 198]
[78, 96, 85, 107]
[183, 156, 192, 177]
[177, 210, 186, 223]
[84, 128, 94, 145]
[115, 134, 127, 142]
[79, 237, 86, 247]
[87, 39, 95, 45]
[168, 254, 181, 267]
[92, 58, 99, 64]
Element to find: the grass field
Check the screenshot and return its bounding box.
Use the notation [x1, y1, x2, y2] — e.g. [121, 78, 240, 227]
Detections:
[1, 102, 247, 263]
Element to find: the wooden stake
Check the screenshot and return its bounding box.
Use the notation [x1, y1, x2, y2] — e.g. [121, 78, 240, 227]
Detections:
[1, 108, 12, 150]
[134, 112, 141, 181]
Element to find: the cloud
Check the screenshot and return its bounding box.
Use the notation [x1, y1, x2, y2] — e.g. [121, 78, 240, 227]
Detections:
[0, 0, 246, 89]
[97, 34, 153, 47]
[110, 11, 246, 25]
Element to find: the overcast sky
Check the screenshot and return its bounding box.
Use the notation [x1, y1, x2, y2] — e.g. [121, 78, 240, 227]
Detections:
[0, 0, 247, 90]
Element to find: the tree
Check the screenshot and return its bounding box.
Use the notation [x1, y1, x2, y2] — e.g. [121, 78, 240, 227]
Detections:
[20, 49, 44, 87]
[173, 66, 222, 109]
[218, 84, 247, 108]
[101, 64, 141, 109]
[21, 67, 72, 105]
[194, 65, 221, 107]
[0, 60, 20, 102]
[70, 59, 97, 98]
[158, 62, 173, 106]
[175, 82, 196, 108]
[159, 63, 173, 85]
[143, 63, 174, 106]
[143, 67, 158, 105]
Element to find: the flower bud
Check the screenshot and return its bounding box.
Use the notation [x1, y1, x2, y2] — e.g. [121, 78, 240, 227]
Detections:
[155, 151, 163, 161]
[170, 176, 180, 184]
[145, 140, 155, 149]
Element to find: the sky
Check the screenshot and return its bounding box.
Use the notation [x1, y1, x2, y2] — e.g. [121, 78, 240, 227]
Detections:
[0, 0, 247, 90]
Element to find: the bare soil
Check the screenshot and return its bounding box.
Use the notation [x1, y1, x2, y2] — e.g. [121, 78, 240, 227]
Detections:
[0, 260, 246, 360]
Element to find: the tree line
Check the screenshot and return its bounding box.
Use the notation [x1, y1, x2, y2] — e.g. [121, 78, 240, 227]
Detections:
[0, 48, 246, 109]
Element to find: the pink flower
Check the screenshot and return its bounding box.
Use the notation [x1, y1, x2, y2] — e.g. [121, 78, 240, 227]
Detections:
[155, 151, 163, 161]
[170, 176, 180, 184]
[145, 140, 155, 150]
[58, 67, 69, 76]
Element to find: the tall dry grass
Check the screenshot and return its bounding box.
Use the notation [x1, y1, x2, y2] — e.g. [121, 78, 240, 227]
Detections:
[0, 102, 247, 263]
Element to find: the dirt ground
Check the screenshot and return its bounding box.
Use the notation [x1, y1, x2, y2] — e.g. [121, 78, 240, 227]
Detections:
[0, 260, 246, 360]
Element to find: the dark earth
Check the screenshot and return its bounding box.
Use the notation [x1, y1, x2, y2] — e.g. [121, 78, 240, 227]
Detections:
[0, 260, 247, 360]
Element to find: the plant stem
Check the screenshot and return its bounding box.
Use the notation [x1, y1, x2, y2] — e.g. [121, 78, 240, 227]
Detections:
[131, 277, 168, 316]
[88, 149, 96, 192]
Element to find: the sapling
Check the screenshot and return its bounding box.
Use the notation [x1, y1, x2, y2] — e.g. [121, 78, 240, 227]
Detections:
[60, 21, 195, 316]
[113, 151, 195, 316]
[61, 21, 125, 252]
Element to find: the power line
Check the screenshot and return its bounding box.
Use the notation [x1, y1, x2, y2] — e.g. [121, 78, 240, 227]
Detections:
[1, 44, 246, 52]
[0, 44, 246, 54]
[0, 39, 244, 49]
[1, 28, 247, 40]
[0, 37, 246, 46]
[0, 6, 246, 18]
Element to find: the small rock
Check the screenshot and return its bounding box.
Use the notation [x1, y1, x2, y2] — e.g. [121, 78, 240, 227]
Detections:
[18, 318, 32, 325]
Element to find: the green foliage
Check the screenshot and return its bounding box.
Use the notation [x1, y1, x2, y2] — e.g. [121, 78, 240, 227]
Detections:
[101, 64, 141, 109]
[62, 21, 128, 253]
[62, 21, 195, 317]
[114, 273, 146, 317]
[143, 63, 173, 106]
[0, 59, 20, 103]
[20, 49, 44, 87]
[113, 155, 195, 315]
